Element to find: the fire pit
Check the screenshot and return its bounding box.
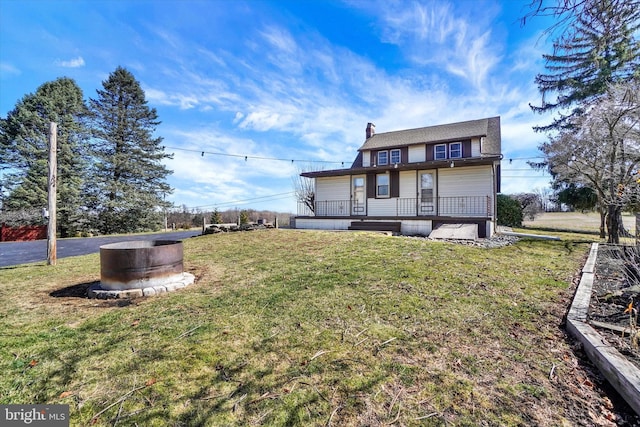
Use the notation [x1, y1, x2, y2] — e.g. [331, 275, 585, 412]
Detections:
[88, 240, 195, 298]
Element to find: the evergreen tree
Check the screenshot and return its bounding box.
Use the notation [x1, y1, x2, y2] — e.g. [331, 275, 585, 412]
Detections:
[88, 66, 172, 234]
[239, 210, 249, 225]
[530, 0, 640, 131]
[0, 77, 89, 236]
[211, 208, 222, 224]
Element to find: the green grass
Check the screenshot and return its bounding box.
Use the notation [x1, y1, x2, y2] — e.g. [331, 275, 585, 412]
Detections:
[0, 230, 591, 425]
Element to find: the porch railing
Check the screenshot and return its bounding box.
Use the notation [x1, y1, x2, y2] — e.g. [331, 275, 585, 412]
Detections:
[297, 196, 492, 217]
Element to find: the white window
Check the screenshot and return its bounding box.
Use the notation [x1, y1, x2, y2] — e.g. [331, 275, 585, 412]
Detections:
[450, 142, 462, 158]
[434, 144, 447, 160]
[377, 151, 388, 165]
[390, 149, 401, 164]
[376, 173, 389, 197]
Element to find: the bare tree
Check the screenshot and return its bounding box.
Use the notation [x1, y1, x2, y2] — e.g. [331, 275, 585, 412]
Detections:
[522, 0, 640, 38]
[539, 79, 640, 243]
[533, 187, 553, 212]
[293, 166, 317, 214]
[512, 193, 543, 221]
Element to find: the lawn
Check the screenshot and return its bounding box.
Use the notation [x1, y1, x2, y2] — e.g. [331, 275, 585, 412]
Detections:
[523, 211, 637, 235]
[0, 229, 624, 425]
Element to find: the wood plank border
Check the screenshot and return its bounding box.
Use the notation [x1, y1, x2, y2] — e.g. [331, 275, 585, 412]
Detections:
[566, 243, 640, 415]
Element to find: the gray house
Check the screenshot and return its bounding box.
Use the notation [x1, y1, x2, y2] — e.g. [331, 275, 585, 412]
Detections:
[295, 116, 502, 237]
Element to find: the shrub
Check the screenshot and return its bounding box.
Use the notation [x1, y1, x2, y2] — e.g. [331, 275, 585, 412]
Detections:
[497, 194, 523, 227]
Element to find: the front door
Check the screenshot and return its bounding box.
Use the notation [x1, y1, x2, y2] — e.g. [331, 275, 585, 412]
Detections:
[352, 176, 365, 215]
[419, 171, 436, 215]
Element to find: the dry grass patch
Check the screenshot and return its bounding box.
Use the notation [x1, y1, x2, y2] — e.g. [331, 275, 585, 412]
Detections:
[0, 229, 632, 425]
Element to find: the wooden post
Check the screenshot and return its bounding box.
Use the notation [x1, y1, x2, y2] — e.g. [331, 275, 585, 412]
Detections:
[47, 122, 57, 266]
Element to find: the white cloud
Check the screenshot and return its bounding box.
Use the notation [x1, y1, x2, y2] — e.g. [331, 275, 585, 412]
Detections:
[370, 0, 502, 90]
[0, 62, 20, 75]
[259, 25, 297, 53]
[55, 56, 85, 68]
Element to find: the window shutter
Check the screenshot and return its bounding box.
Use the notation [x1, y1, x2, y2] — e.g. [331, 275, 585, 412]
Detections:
[463, 140, 472, 158]
[426, 145, 434, 161]
[367, 173, 376, 198]
[390, 171, 400, 198]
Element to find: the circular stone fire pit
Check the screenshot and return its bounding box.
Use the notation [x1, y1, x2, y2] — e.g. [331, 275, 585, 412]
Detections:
[88, 240, 195, 299]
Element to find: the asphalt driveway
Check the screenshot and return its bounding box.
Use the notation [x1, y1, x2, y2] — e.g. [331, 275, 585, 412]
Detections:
[0, 230, 202, 268]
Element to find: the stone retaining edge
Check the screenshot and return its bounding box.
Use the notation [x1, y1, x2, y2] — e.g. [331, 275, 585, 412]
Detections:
[88, 273, 196, 299]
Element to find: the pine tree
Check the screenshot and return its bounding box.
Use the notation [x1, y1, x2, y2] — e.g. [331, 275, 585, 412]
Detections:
[211, 208, 222, 224]
[88, 67, 172, 234]
[0, 77, 89, 236]
[530, 0, 640, 131]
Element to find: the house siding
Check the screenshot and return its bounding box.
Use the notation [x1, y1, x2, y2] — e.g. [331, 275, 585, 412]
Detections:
[471, 138, 481, 157]
[438, 166, 493, 217]
[408, 145, 426, 163]
[438, 165, 492, 196]
[367, 198, 398, 216]
[316, 176, 350, 201]
[399, 171, 416, 198]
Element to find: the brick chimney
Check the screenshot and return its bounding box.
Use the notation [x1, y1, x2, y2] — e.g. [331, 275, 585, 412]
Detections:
[366, 122, 375, 139]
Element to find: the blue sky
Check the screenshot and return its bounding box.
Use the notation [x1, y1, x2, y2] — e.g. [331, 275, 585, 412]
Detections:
[1, 0, 557, 213]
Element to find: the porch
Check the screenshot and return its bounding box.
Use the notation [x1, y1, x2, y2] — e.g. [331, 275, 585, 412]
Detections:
[297, 196, 492, 218]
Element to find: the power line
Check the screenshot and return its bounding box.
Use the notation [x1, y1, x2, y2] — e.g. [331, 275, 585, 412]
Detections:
[506, 156, 545, 164]
[164, 145, 349, 166]
[502, 176, 552, 179]
[502, 168, 547, 172]
[185, 191, 296, 210]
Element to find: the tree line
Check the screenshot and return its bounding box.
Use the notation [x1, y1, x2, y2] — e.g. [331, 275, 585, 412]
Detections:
[0, 67, 172, 237]
[166, 206, 290, 230]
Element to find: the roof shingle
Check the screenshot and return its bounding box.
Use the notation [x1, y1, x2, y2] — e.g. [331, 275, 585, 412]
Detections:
[358, 116, 501, 155]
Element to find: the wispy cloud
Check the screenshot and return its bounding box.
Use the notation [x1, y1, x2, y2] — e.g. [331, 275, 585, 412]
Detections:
[0, 62, 20, 75]
[54, 56, 85, 68]
[361, 0, 502, 91]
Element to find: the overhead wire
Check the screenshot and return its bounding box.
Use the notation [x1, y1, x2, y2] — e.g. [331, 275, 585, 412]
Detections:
[163, 145, 348, 166]
[161, 146, 550, 209]
[186, 191, 296, 210]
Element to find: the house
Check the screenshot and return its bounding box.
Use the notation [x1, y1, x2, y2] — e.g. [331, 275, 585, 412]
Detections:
[294, 116, 502, 238]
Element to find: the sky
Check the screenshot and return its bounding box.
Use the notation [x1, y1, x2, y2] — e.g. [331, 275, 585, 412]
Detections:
[0, 0, 559, 214]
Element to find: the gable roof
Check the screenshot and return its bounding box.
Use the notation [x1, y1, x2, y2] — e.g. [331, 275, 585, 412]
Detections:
[358, 116, 501, 155]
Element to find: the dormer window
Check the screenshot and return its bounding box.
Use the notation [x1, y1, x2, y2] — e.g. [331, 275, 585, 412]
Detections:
[434, 142, 462, 160]
[377, 151, 388, 165]
[390, 149, 401, 164]
[450, 142, 462, 158]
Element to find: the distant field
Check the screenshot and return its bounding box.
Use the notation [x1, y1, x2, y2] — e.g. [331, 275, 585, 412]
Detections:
[523, 211, 638, 234]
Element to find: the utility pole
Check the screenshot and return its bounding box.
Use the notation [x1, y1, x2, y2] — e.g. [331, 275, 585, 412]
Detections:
[47, 122, 57, 266]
